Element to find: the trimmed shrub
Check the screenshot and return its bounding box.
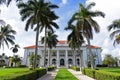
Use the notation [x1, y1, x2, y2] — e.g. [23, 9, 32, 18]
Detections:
[96, 64, 108, 67]
[48, 66, 55, 71]
[95, 71, 120, 80]
[71, 66, 80, 71]
[82, 68, 120, 80]
[18, 65, 27, 68]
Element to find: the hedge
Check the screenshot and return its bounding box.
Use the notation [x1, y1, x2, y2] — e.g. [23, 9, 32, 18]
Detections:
[48, 66, 55, 71]
[0, 68, 46, 80]
[82, 68, 120, 80]
[71, 66, 80, 71]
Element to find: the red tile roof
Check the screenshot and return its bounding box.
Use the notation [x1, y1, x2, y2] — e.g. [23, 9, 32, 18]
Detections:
[24, 45, 35, 49]
[86, 45, 101, 48]
[58, 40, 67, 44]
[24, 40, 101, 49]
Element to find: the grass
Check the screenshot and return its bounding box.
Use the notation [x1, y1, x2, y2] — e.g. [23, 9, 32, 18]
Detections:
[0, 68, 29, 76]
[98, 67, 120, 73]
[55, 68, 78, 80]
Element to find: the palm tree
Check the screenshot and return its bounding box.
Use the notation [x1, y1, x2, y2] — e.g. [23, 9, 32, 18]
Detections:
[108, 19, 120, 46]
[0, 0, 22, 6]
[65, 25, 84, 71]
[17, 0, 59, 69]
[41, 31, 58, 66]
[12, 55, 21, 67]
[68, 2, 105, 69]
[0, 24, 16, 49]
[10, 44, 20, 56]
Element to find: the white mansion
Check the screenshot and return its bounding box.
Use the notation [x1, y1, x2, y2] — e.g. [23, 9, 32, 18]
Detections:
[23, 40, 102, 68]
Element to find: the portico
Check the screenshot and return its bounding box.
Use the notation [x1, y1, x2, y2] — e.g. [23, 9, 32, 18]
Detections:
[44, 50, 81, 68]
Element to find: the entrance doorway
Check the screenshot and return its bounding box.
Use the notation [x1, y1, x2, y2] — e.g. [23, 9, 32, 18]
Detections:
[60, 59, 64, 66]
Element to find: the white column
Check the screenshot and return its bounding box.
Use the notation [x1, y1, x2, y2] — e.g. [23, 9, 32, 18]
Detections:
[65, 50, 68, 68]
[48, 50, 50, 66]
[42, 51, 44, 67]
[57, 50, 59, 68]
[73, 51, 76, 66]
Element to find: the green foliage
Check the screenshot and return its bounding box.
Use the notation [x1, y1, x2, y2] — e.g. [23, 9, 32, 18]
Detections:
[0, 24, 16, 49]
[0, 68, 46, 80]
[82, 68, 95, 78]
[29, 54, 41, 67]
[95, 71, 120, 80]
[55, 68, 78, 80]
[18, 65, 27, 68]
[71, 66, 80, 71]
[82, 68, 120, 80]
[48, 66, 55, 71]
[102, 54, 116, 67]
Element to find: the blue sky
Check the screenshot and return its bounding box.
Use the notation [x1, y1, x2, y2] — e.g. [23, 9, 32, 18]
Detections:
[0, 0, 120, 59]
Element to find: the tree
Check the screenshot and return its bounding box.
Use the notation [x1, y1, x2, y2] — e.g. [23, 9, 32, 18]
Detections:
[12, 55, 21, 67]
[0, 0, 22, 6]
[114, 57, 119, 67]
[65, 24, 84, 71]
[108, 19, 120, 46]
[68, 2, 105, 69]
[102, 54, 115, 67]
[17, 0, 59, 69]
[0, 24, 16, 49]
[41, 31, 58, 66]
[10, 44, 20, 56]
[29, 54, 41, 68]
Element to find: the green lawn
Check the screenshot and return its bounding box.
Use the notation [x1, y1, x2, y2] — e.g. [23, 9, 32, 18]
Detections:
[0, 68, 29, 76]
[98, 67, 120, 73]
[0, 68, 31, 80]
[55, 68, 78, 80]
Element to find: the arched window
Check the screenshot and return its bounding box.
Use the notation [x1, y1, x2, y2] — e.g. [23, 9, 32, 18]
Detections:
[52, 59, 56, 65]
[68, 58, 73, 65]
[45, 59, 48, 65]
[77, 59, 80, 65]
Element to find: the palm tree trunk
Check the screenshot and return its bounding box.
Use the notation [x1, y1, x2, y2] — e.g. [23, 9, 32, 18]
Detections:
[44, 27, 47, 68]
[78, 47, 82, 71]
[33, 25, 39, 69]
[86, 37, 94, 69]
[49, 49, 51, 67]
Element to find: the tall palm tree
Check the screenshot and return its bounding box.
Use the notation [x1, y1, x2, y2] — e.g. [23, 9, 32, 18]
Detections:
[65, 25, 84, 71]
[41, 31, 58, 66]
[68, 2, 105, 69]
[0, 0, 22, 6]
[17, 0, 59, 69]
[0, 24, 16, 49]
[108, 19, 120, 46]
[10, 44, 20, 56]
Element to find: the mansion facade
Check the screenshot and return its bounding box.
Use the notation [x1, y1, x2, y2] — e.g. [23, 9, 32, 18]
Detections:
[23, 40, 102, 68]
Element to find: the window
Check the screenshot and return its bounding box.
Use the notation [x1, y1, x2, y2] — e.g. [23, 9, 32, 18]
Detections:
[52, 59, 56, 65]
[77, 59, 80, 65]
[45, 59, 48, 65]
[68, 59, 73, 65]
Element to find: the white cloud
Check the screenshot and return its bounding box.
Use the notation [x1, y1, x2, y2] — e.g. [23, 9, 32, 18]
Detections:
[62, 0, 67, 4]
[86, 0, 120, 58]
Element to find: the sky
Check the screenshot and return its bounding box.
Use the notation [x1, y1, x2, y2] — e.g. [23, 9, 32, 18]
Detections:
[0, 0, 120, 59]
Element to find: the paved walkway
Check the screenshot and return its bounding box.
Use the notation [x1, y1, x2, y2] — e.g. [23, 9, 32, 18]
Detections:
[68, 69, 95, 80]
[37, 69, 95, 80]
[37, 69, 58, 80]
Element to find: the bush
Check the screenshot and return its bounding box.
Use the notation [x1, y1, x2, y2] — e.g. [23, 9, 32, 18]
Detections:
[96, 64, 108, 67]
[18, 65, 27, 68]
[83, 69, 95, 78]
[71, 66, 80, 71]
[82, 68, 120, 80]
[0, 68, 47, 80]
[95, 71, 120, 80]
[48, 66, 55, 71]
